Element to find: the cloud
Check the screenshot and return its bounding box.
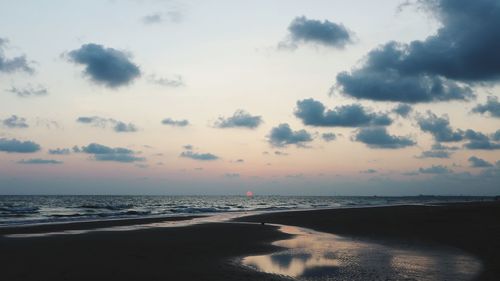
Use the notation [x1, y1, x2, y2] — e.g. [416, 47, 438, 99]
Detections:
[417, 112, 463, 142]
[321, 132, 336, 142]
[18, 158, 62, 165]
[183, 144, 193, 150]
[2, 115, 28, 128]
[147, 74, 184, 87]
[392, 104, 413, 118]
[295, 99, 392, 127]
[113, 121, 138, 132]
[268, 123, 313, 147]
[463, 129, 500, 150]
[67, 43, 141, 88]
[416, 150, 451, 159]
[48, 148, 71, 155]
[214, 110, 262, 129]
[180, 150, 218, 161]
[360, 169, 377, 174]
[76, 116, 138, 132]
[493, 130, 500, 141]
[274, 151, 289, 156]
[336, 0, 500, 102]
[6, 84, 48, 97]
[280, 16, 352, 49]
[468, 156, 493, 168]
[141, 11, 182, 25]
[419, 165, 451, 174]
[0, 138, 41, 153]
[162, 118, 189, 127]
[354, 127, 415, 149]
[336, 64, 473, 103]
[0, 38, 34, 74]
[431, 143, 459, 151]
[472, 96, 500, 118]
[78, 143, 145, 162]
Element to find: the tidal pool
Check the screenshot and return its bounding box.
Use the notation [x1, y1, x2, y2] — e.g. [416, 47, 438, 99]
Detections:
[242, 225, 482, 281]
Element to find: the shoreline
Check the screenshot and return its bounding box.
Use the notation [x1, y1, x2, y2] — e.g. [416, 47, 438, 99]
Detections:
[237, 201, 500, 281]
[1, 201, 498, 280]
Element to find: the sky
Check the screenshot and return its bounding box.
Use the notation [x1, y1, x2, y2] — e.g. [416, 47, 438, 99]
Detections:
[0, 0, 499, 195]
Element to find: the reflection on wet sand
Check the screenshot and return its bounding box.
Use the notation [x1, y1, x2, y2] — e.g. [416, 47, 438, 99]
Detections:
[242, 225, 481, 281]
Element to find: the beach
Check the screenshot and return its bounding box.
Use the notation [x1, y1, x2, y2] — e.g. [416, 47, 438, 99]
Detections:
[1, 201, 499, 281]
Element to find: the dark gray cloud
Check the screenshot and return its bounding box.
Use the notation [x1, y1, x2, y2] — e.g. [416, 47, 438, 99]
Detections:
[321, 132, 336, 142]
[18, 158, 62, 165]
[354, 127, 415, 149]
[268, 123, 313, 147]
[274, 151, 289, 156]
[472, 96, 500, 118]
[336, 64, 473, 103]
[78, 143, 145, 162]
[417, 112, 463, 142]
[360, 169, 377, 174]
[392, 104, 413, 117]
[281, 16, 352, 49]
[162, 118, 189, 127]
[180, 150, 218, 161]
[214, 110, 262, 129]
[183, 144, 193, 150]
[419, 165, 451, 174]
[463, 129, 500, 150]
[113, 121, 138, 133]
[295, 99, 392, 127]
[493, 130, 500, 141]
[468, 156, 493, 168]
[0, 138, 40, 153]
[2, 115, 28, 128]
[48, 148, 71, 155]
[0, 38, 34, 74]
[147, 74, 184, 87]
[77, 116, 138, 133]
[416, 150, 451, 159]
[67, 43, 141, 88]
[6, 85, 48, 97]
[336, 0, 500, 102]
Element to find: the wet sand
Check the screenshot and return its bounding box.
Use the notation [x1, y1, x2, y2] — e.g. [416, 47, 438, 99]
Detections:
[0, 222, 291, 281]
[1, 201, 499, 281]
[237, 201, 500, 281]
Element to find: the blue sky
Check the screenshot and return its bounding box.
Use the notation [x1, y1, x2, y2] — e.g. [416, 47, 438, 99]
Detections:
[0, 0, 499, 195]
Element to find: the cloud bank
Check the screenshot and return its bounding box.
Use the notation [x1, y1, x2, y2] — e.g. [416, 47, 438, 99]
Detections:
[336, 0, 500, 103]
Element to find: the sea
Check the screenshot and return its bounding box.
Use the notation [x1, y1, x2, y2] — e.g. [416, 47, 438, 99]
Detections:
[0, 195, 493, 227]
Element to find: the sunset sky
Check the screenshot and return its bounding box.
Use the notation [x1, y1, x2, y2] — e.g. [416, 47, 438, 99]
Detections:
[1, 0, 499, 195]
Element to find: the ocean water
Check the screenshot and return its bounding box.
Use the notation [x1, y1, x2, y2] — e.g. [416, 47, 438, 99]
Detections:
[0, 195, 491, 227]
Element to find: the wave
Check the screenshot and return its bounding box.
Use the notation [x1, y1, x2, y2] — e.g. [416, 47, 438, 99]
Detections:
[78, 204, 135, 210]
[0, 206, 40, 214]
